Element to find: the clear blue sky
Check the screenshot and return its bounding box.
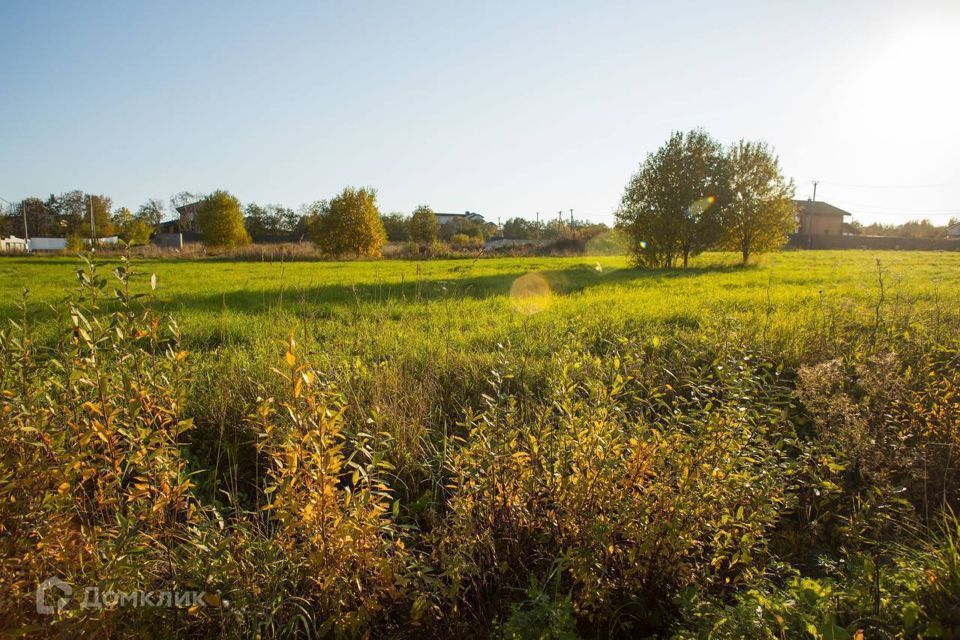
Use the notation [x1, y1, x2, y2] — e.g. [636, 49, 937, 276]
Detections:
[2, 0, 959, 225]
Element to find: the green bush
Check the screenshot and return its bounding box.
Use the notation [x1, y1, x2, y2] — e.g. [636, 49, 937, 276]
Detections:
[196, 190, 252, 248]
[432, 346, 791, 633]
[450, 233, 483, 249]
[409, 206, 439, 244]
[308, 187, 387, 257]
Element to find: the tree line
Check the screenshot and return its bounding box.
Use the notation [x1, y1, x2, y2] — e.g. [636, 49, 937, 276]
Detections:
[2, 186, 613, 257]
[0, 188, 469, 255]
[0, 189, 309, 247]
[165, 188, 498, 256]
[4, 130, 799, 262]
[846, 217, 960, 239]
[616, 129, 797, 267]
[382, 209, 498, 245]
[0, 191, 165, 246]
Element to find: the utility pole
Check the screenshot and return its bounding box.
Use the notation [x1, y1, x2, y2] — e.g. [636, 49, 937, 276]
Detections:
[88, 194, 97, 247]
[569, 209, 574, 227]
[812, 180, 819, 201]
[0, 196, 26, 240]
[7, 198, 30, 241]
[557, 211, 562, 225]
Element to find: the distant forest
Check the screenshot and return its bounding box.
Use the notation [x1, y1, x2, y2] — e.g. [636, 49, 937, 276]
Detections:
[845, 217, 959, 239]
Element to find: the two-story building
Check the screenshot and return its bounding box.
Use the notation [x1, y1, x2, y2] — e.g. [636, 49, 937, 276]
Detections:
[794, 200, 850, 235]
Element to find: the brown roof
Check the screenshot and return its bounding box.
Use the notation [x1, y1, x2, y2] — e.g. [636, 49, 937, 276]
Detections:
[793, 200, 851, 217]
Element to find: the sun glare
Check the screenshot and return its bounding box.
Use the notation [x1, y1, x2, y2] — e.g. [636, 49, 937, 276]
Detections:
[842, 23, 960, 138]
[510, 272, 552, 315]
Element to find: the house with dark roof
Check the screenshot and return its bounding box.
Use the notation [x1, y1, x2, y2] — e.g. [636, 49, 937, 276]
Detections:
[794, 200, 850, 235]
[155, 202, 202, 234]
[175, 202, 201, 233]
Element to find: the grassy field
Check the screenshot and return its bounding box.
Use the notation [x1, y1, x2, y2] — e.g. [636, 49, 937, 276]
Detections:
[3, 250, 959, 359]
[3, 250, 960, 638]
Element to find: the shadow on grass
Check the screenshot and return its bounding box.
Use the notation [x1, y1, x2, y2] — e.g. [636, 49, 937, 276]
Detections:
[0, 261, 756, 352]
[152, 262, 759, 315]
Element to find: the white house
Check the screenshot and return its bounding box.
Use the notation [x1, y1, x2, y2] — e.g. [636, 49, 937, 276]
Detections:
[948, 222, 960, 239]
[1, 236, 29, 252]
[435, 211, 485, 226]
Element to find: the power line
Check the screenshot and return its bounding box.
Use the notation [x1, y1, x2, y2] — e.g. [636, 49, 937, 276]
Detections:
[851, 210, 960, 219]
[820, 180, 960, 189]
[834, 201, 960, 214]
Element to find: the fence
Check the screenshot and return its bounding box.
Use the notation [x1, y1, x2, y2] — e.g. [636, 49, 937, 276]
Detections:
[1, 236, 121, 253]
[788, 234, 960, 251]
[28, 237, 67, 251]
[154, 233, 183, 249]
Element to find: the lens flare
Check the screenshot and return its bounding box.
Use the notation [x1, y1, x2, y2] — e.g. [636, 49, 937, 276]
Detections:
[687, 196, 716, 218]
[510, 272, 552, 315]
[584, 229, 628, 256]
[639, 240, 648, 249]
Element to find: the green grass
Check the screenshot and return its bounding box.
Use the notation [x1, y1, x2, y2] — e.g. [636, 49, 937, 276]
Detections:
[4, 249, 958, 438]
[0, 251, 960, 390]
[2, 250, 958, 363]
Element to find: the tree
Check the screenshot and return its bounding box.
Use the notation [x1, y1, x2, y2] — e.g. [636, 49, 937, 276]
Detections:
[81, 194, 115, 239]
[0, 219, 13, 238]
[848, 219, 952, 239]
[195, 190, 251, 248]
[844, 220, 863, 235]
[244, 203, 273, 237]
[308, 187, 386, 257]
[244, 203, 302, 238]
[502, 217, 540, 240]
[136, 198, 166, 231]
[8, 197, 55, 237]
[381, 212, 410, 242]
[170, 191, 202, 211]
[112, 207, 153, 245]
[408, 205, 439, 244]
[616, 129, 726, 268]
[439, 217, 490, 242]
[719, 140, 796, 264]
[899, 219, 945, 239]
[46, 191, 86, 234]
[274, 206, 301, 235]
